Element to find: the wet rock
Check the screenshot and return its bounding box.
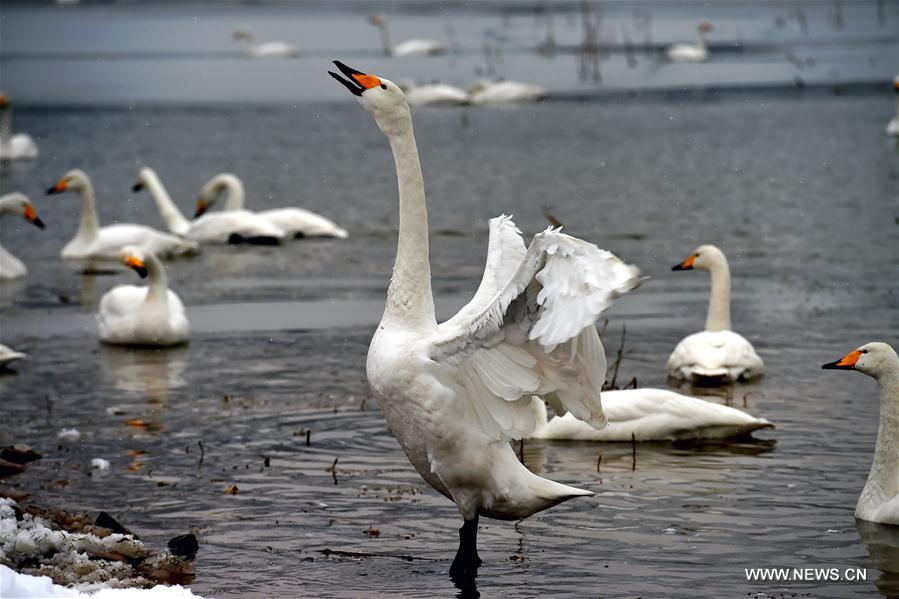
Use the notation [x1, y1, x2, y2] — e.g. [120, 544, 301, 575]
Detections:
[0, 458, 26, 477]
[1, 445, 43, 464]
[168, 533, 199, 558]
[95, 511, 138, 538]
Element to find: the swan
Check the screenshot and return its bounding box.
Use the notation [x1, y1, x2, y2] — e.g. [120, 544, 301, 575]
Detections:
[329, 60, 641, 576]
[667, 244, 764, 384]
[0, 193, 44, 280]
[887, 76, 899, 136]
[399, 80, 470, 106]
[97, 247, 190, 347]
[46, 170, 198, 261]
[232, 29, 300, 58]
[528, 389, 773, 442]
[368, 14, 445, 57]
[822, 342, 899, 526]
[0, 344, 26, 368]
[469, 80, 546, 105]
[133, 167, 286, 244]
[196, 173, 347, 239]
[666, 21, 713, 63]
[0, 93, 38, 161]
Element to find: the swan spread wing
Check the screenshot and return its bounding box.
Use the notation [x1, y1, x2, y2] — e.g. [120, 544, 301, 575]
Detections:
[432, 217, 641, 441]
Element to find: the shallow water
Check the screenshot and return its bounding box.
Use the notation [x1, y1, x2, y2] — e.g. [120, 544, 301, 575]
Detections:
[2, 1, 899, 598]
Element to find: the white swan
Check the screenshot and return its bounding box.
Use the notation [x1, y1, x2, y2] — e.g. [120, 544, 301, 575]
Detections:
[528, 389, 773, 442]
[399, 81, 470, 106]
[196, 173, 348, 239]
[668, 244, 764, 383]
[0, 343, 26, 368]
[368, 14, 445, 57]
[0, 93, 38, 161]
[822, 342, 899, 526]
[133, 167, 286, 244]
[232, 29, 300, 58]
[469, 80, 546, 105]
[666, 21, 713, 63]
[46, 170, 198, 261]
[97, 247, 190, 347]
[887, 76, 899, 136]
[0, 193, 44, 280]
[329, 61, 641, 576]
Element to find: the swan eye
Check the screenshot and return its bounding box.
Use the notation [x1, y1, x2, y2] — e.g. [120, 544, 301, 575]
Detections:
[380, 84, 387, 90]
[860, 349, 868, 354]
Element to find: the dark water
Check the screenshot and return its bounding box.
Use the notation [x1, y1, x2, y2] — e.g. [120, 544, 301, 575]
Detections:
[2, 2, 899, 598]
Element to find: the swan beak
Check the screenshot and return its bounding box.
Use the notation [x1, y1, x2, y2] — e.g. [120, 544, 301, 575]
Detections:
[46, 180, 68, 195]
[822, 350, 862, 370]
[329, 61, 382, 96]
[126, 256, 148, 279]
[672, 254, 696, 271]
[23, 204, 45, 229]
[194, 199, 208, 218]
[132, 181, 145, 192]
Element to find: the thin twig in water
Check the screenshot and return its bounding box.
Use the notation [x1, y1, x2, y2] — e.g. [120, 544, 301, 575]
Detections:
[596, 453, 602, 473]
[518, 439, 525, 464]
[605, 325, 627, 390]
[599, 319, 609, 341]
[625, 376, 638, 389]
[329, 458, 339, 485]
[306, 430, 311, 447]
[197, 441, 205, 469]
[631, 433, 637, 471]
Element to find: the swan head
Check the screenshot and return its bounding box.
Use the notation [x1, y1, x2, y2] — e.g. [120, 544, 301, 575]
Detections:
[233, 29, 253, 42]
[195, 173, 242, 218]
[329, 61, 410, 134]
[1, 193, 44, 229]
[672, 244, 726, 272]
[46, 169, 90, 195]
[120, 246, 148, 279]
[697, 21, 713, 33]
[822, 342, 898, 379]
[132, 167, 156, 193]
[368, 14, 386, 27]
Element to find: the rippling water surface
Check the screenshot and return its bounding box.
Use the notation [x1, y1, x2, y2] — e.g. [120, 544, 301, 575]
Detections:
[1, 1, 899, 598]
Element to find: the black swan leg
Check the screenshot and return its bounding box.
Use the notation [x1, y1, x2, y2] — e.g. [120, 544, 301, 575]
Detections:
[449, 514, 482, 580]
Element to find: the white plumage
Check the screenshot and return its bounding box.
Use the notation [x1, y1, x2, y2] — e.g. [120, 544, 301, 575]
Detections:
[0, 94, 38, 161]
[887, 75, 899, 136]
[0, 344, 26, 367]
[401, 82, 471, 106]
[469, 80, 545, 105]
[233, 29, 300, 58]
[368, 14, 445, 57]
[666, 21, 713, 63]
[0, 193, 44, 279]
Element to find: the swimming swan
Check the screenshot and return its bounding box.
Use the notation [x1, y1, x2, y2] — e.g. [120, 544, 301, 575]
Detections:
[399, 81, 470, 106]
[0, 193, 45, 280]
[368, 14, 445, 57]
[46, 170, 198, 261]
[667, 244, 764, 384]
[469, 80, 546, 105]
[667, 21, 713, 63]
[329, 60, 641, 577]
[133, 167, 286, 244]
[0, 344, 26, 368]
[97, 247, 190, 347]
[233, 29, 300, 58]
[0, 93, 38, 161]
[823, 342, 899, 526]
[196, 173, 347, 239]
[528, 389, 773, 442]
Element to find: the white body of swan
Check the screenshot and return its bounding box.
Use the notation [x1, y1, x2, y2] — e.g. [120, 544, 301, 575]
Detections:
[469, 80, 546, 105]
[667, 21, 712, 63]
[668, 244, 764, 383]
[823, 342, 899, 526]
[887, 76, 899, 136]
[528, 389, 773, 442]
[0, 344, 26, 367]
[368, 14, 445, 57]
[0, 94, 38, 161]
[233, 29, 300, 58]
[329, 61, 641, 572]
[134, 167, 286, 244]
[47, 170, 198, 261]
[198, 173, 347, 239]
[97, 247, 189, 347]
[400, 81, 470, 106]
[0, 193, 44, 279]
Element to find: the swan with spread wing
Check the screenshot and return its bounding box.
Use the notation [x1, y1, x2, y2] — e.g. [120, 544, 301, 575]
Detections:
[330, 61, 641, 578]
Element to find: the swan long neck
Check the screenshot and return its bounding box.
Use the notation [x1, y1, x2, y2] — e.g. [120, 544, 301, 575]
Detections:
[143, 171, 190, 236]
[868, 365, 899, 497]
[220, 176, 245, 211]
[144, 252, 169, 306]
[74, 179, 100, 242]
[696, 29, 707, 50]
[381, 111, 435, 328]
[895, 95, 899, 120]
[705, 257, 731, 331]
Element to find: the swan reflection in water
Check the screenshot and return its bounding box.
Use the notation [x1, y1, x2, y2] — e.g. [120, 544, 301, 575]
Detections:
[856, 519, 899, 596]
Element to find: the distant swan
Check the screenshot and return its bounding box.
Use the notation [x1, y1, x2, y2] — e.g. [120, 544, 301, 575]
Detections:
[330, 60, 640, 577]
[0, 93, 38, 161]
[47, 169, 199, 260]
[133, 167, 285, 245]
[0, 344, 26, 368]
[399, 80, 470, 106]
[667, 244, 764, 383]
[368, 14, 445, 57]
[469, 80, 545, 105]
[97, 247, 190, 347]
[888, 76, 899, 136]
[823, 342, 899, 525]
[196, 173, 348, 239]
[667, 21, 713, 63]
[233, 28, 300, 58]
[528, 389, 773, 442]
[0, 193, 44, 280]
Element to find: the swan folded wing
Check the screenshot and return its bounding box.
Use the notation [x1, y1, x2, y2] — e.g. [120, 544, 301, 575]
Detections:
[432, 227, 641, 441]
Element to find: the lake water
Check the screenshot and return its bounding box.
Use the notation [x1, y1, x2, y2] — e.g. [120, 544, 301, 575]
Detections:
[1, 1, 898, 598]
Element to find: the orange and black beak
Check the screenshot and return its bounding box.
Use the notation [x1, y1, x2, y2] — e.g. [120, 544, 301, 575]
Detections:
[328, 61, 382, 96]
[672, 254, 697, 271]
[822, 349, 862, 371]
[46, 179, 68, 195]
[194, 198, 207, 219]
[23, 203, 44, 229]
[125, 255, 148, 278]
